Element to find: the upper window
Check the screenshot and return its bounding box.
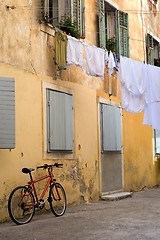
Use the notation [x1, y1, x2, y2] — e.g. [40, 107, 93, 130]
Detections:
[47, 89, 74, 152]
[98, 0, 129, 58]
[0, 77, 15, 149]
[148, 0, 158, 16]
[43, 0, 85, 37]
[146, 34, 160, 66]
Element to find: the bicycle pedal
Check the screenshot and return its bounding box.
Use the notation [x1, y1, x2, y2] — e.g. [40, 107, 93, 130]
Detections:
[48, 197, 52, 203]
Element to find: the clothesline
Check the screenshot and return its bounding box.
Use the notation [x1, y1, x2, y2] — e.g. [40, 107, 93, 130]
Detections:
[55, 31, 118, 82]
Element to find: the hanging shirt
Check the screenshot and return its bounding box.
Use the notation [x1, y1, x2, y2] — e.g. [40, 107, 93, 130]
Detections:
[108, 51, 116, 76]
[121, 83, 145, 113]
[55, 31, 67, 70]
[143, 64, 160, 130]
[119, 56, 147, 113]
[84, 43, 105, 81]
[67, 36, 85, 70]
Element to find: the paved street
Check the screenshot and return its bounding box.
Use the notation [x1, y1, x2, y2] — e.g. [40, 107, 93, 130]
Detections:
[1, 187, 160, 240]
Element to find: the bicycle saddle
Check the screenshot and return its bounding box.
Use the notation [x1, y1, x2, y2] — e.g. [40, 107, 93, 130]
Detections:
[22, 168, 35, 174]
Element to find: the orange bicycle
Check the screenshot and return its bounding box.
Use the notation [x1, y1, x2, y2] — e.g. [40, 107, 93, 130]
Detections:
[8, 163, 66, 225]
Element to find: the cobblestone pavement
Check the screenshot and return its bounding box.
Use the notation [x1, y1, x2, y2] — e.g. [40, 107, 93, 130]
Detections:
[1, 187, 160, 240]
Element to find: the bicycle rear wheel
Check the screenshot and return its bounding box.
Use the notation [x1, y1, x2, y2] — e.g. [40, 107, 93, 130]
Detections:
[8, 186, 35, 225]
[49, 183, 66, 217]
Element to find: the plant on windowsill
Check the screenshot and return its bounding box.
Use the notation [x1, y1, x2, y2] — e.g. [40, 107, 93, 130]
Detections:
[106, 36, 116, 53]
[58, 14, 80, 39]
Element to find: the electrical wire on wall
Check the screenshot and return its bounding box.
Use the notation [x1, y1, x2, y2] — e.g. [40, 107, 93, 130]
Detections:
[0, 2, 160, 46]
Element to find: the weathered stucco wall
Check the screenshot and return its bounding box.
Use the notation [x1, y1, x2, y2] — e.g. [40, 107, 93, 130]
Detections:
[0, 63, 99, 222]
[1, 0, 160, 222]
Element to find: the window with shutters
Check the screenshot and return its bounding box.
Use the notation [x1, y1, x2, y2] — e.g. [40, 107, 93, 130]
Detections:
[98, 0, 129, 58]
[47, 89, 74, 152]
[146, 34, 160, 66]
[101, 103, 122, 152]
[154, 129, 160, 155]
[148, 0, 158, 16]
[43, 0, 85, 37]
[0, 77, 15, 149]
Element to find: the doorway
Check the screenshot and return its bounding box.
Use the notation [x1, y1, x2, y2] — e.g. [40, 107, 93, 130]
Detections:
[100, 102, 123, 194]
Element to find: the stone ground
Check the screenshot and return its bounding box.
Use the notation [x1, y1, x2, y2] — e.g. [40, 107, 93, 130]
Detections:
[1, 187, 160, 240]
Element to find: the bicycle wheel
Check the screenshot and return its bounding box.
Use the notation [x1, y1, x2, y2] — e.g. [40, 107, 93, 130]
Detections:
[49, 183, 66, 217]
[8, 186, 35, 225]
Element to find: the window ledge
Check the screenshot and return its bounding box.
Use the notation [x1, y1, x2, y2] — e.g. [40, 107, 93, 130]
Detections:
[40, 22, 55, 37]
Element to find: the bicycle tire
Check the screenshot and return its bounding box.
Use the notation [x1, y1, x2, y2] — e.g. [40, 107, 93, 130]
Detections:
[49, 183, 66, 217]
[8, 186, 35, 225]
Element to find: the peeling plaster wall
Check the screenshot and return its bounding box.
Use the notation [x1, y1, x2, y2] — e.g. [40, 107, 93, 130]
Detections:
[0, 0, 160, 222]
[0, 63, 99, 222]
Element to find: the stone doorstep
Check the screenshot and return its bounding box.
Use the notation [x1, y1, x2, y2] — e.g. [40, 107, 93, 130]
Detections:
[101, 192, 133, 201]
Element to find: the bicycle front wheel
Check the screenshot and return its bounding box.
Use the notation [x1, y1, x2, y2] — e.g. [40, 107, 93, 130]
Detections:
[8, 186, 35, 225]
[49, 183, 66, 217]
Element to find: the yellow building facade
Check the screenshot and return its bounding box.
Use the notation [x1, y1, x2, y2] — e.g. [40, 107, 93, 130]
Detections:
[0, 0, 160, 222]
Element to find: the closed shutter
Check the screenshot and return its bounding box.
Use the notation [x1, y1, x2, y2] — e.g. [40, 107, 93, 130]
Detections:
[98, 0, 106, 48]
[0, 77, 15, 149]
[47, 89, 73, 152]
[147, 34, 154, 65]
[116, 11, 129, 58]
[101, 104, 122, 152]
[72, 0, 85, 37]
[154, 129, 160, 155]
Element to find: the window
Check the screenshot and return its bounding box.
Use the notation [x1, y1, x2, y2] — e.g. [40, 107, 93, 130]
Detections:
[146, 34, 160, 66]
[101, 104, 122, 152]
[148, 0, 158, 15]
[0, 77, 15, 149]
[43, 0, 85, 37]
[98, 0, 129, 58]
[47, 89, 74, 152]
[154, 129, 160, 155]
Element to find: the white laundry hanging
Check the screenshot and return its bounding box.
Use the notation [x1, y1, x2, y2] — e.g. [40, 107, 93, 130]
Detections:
[83, 43, 105, 81]
[119, 56, 147, 113]
[67, 35, 85, 69]
[119, 56, 160, 130]
[108, 51, 116, 76]
[143, 64, 160, 130]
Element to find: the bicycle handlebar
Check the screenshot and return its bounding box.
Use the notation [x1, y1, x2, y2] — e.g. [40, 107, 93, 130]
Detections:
[37, 163, 63, 170]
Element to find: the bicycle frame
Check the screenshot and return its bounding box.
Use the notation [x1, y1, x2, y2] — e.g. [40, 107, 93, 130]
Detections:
[23, 169, 61, 207]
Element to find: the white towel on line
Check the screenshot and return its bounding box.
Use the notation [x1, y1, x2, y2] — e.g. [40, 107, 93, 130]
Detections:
[84, 43, 105, 81]
[67, 35, 85, 69]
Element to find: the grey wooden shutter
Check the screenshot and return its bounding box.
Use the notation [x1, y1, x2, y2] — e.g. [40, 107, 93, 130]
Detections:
[98, 0, 106, 48]
[154, 129, 160, 155]
[147, 34, 154, 65]
[72, 0, 85, 37]
[101, 104, 122, 152]
[116, 11, 129, 58]
[0, 77, 15, 149]
[47, 89, 73, 152]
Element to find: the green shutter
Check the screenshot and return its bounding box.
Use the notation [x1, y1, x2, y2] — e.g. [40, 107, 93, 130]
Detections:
[72, 0, 85, 37]
[147, 34, 154, 65]
[116, 11, 129, 58]
[98, 0, 106, 48]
